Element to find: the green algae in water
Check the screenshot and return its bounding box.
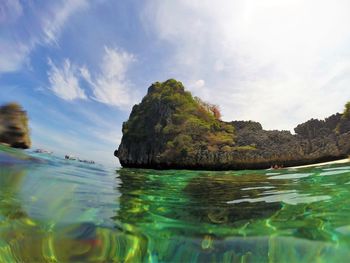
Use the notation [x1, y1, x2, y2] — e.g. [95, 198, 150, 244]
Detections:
[1, 146, 350, 262]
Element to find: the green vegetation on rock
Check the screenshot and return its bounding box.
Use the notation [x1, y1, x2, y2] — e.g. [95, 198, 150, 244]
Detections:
[343, 101, 350, 119]
[119, 79, 235, 166]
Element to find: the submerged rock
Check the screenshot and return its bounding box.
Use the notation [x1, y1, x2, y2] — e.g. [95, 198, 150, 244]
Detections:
[0, 103, 31, 149]
[115, 79, 350, 170]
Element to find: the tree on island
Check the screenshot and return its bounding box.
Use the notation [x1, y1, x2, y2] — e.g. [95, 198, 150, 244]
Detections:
[344, 101, 350, 119]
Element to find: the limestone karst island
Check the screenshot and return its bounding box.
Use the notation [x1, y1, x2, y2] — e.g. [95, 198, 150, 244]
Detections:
[115, 79, 350, 170]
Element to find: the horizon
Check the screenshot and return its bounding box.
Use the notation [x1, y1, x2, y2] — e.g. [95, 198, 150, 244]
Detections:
[1, 0, 350, 166]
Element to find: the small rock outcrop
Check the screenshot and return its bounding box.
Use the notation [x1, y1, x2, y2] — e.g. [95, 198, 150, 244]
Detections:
[115, 79, 350, 170]
[0, 103, 31, 149]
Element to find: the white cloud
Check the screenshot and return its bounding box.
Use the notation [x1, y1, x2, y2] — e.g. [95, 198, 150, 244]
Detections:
[0, 0, 23, 24]
[0, 0, 89, 73]
[80, 66, 92, 82]
[0, 0, 27, 72]
[93, 129, 122, 145]
[190, 79, 205, 89]
[81, 47, 136, 109]
[42, 0, 89, 44]
[0, 40, 30, 73]
[47, 58, 87, 100]
[48, 46, 136, 108]
[144, 0, 350, 130]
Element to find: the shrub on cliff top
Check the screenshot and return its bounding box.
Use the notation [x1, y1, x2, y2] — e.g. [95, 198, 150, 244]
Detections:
[344, 101, 350, 119]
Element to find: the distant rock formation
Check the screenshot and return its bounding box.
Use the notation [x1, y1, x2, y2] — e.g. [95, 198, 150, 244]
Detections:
[0, 103, 31, 149]
[115, 79, 350, 170]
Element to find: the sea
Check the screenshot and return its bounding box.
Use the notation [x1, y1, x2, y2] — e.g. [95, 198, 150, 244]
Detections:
[1, 144, 350, 262]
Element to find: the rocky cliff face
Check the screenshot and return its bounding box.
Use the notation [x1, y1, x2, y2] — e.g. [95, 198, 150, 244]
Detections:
[116, 80, 350, 170]
[0, 103, 31, 149]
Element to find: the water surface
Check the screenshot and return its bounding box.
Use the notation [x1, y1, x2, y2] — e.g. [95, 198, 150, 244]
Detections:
[1, 145, 350, 262]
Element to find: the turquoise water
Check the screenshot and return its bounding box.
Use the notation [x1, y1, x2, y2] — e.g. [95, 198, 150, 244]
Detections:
[1, 145, 350, 262]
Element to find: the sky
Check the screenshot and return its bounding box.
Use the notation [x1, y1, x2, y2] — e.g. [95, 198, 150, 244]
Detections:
[1, 0, 350, 167]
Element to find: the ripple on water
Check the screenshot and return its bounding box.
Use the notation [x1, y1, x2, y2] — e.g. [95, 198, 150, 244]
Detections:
[265, 172, 281, 176]
[319, 170, 350, 176]
[228, 189, 331, 205]
[323, 166, 350, 171]
[268, 173, 313, 180]
[336, 225, 350, 235]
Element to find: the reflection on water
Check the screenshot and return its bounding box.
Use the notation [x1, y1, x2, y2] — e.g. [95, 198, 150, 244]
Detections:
[183, 174, 284, 224]
[1, 145, 350, 262]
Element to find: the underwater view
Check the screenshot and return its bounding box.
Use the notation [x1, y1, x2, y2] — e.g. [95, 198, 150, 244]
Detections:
[1, 145, 350, 262]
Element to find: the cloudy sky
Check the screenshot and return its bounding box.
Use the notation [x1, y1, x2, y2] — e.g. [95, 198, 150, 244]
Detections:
[1, 0, 350, 166]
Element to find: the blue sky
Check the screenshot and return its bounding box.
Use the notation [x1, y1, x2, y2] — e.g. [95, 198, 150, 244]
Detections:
[1, 0, 350, 167]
